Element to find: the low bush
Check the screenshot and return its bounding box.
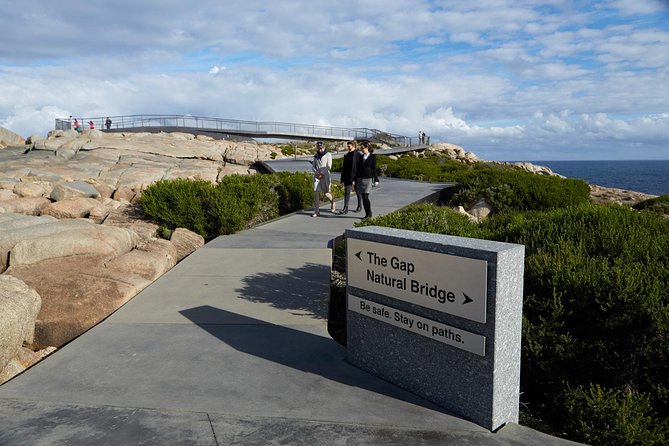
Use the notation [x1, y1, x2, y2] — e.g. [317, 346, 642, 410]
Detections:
[363, 152, 591, 213]
[377, 153, 463, 181]
[274, 172, 313, 215]
[633, 194, 669, 215]
[358, 202, 669, 445]
[563, 384, 666, 446]
[357, 203, 485, 238]
[331, 157, 343, 172]
[448, 165, 591, 212]
[138, 178, 215, 238]
[139, 172, 315, 241]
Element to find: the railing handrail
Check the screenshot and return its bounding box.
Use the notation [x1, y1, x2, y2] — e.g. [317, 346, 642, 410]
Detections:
[55, 114, 426, 147]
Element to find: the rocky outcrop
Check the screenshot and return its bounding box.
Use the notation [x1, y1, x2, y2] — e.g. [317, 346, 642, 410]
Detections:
[468, 199, 493, 221]
[0, 346, 56, 383]
[0, 217, 95, 272]
[40, 197, 110, 222]
[9, 224, 138, 267]
[0, 127, 25, 149]
[170, 228, 205, 262]
[7, 237, 178, 349]
[454, 206, 479, 223]
[0, 197, 51, 215]
[429, 143, 475, 163]
[0, 276, 41, 373]
[0, 129, 288, 382]
[507, 161, 563, 177]
[50, 181, 100, 201]
[589, 184, 657, 206]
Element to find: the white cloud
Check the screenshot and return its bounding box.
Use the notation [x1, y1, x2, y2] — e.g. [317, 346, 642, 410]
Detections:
[0, 1, 668, 160]
[208, 65, 226, 75]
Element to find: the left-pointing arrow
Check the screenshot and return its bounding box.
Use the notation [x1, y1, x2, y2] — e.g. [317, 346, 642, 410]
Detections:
[355, 251, 362, 261]
[463, 293, 473, 305]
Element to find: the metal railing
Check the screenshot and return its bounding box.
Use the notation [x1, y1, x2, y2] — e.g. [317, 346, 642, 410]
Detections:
[55, 114, 424, 147]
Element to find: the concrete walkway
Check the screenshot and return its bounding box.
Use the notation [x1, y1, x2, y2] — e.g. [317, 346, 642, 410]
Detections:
[0, 177, 581, 445]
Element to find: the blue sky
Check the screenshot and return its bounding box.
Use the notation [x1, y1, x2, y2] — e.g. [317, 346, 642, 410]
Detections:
[1, 0, 668, 160]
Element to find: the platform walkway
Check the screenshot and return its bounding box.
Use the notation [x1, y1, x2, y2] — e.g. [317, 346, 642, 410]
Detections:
[0, 177, 580, 445]
[55, 114, 423, 147]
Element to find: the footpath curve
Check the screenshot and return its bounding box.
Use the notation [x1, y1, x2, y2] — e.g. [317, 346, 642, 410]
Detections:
[0, 176, 581, 445]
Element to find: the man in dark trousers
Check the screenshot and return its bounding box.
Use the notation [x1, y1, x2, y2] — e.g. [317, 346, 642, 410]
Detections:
[338, 140, 361, 214]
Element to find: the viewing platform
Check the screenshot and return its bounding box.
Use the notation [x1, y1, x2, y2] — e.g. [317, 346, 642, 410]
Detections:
[56, 114, 430, 147]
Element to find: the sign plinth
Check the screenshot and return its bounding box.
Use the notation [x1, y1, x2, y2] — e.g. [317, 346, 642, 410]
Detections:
[345, 226, 524, 431]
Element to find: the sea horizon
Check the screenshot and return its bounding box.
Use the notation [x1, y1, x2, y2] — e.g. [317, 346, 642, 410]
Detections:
[518, 159, 669, 196]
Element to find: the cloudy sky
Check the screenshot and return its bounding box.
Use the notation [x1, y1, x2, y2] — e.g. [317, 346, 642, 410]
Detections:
[1, 0, 668, 160]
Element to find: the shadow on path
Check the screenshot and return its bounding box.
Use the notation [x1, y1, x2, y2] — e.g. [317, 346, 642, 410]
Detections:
[235, 262, 330, 320]
[179, 305, 451, 415]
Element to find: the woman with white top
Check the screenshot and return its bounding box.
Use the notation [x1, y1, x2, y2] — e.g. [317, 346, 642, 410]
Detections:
[311, 141, 336, 217]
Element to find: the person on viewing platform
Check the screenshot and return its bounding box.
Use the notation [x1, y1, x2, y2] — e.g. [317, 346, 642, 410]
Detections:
[311, 141, 335, 217]
[105, 117, 112, 129]
[338, 140, 361, 215]
[73, 119, 82, 133]
[354, 140, 379, 219]
[88, 121, 95, 129]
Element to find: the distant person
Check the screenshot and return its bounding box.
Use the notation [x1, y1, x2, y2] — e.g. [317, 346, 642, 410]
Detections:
[73, 119, 82, 133]
[338, 140, 361, 214]
[105, 117, 112, 130]
[88, 120, 95, 129]
[354, 141, 379, 219]
[311, 141, 336, 217]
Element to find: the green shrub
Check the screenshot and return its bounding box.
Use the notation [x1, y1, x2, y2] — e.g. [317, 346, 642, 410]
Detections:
[280, 145, 295, 156]
[332, 157, 343, 172]
[491, 204, 669, 424]
[157, 226, 172, 240]
[372, 153, 591, 213]
[274, 172, 313, 215]
[633, 194, 669, 215]
[563, 384, 666, 446]
[138, 178, 214, 238]
[355, 203, 485, 238]
[448, 165, 591, 212]
[214, 174, 279, 232]
[377, 153, 463, 181]
[139, 172, 314, 241]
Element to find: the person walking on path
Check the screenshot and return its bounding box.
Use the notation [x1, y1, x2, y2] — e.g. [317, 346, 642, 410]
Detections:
[311, 141, 336, 217]
[354, 141, 379, 219]
[338, 140, 361, 214]
[105, 117, 112, 130]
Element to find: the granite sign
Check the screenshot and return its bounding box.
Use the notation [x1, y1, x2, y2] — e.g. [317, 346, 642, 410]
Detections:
[345, 226, 524, 431]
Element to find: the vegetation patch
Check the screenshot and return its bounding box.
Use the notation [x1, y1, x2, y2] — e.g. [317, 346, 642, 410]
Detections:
[633, 193, 669, 215]
[140, 172, 315, 241]
[354, 151, 590, 213]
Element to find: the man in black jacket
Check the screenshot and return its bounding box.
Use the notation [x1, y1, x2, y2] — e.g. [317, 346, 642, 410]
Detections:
[339, 140, 361, 214]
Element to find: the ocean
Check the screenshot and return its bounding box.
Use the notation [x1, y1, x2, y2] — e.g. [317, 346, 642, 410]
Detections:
[526, 160, 669, 196]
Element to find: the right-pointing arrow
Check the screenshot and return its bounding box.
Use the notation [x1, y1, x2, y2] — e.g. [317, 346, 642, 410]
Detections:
[355, 251, 362, 261]
[463, 293, 473, 305]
